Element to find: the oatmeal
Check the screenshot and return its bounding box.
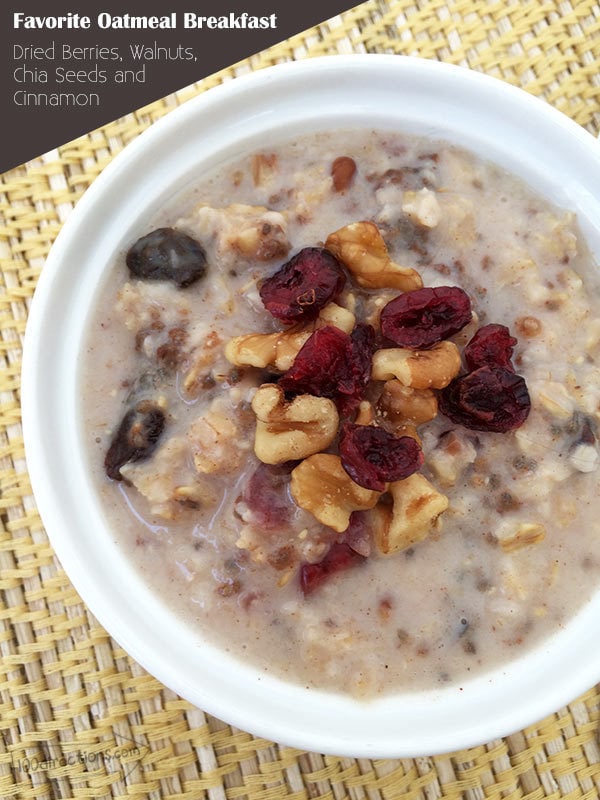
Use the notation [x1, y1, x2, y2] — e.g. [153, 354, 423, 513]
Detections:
[81, 130, 600, 696]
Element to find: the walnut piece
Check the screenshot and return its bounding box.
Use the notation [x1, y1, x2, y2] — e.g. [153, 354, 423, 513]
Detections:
[225, 328, 311, 373]
[401, 188, 441, 228]
[496, 522, 546, 553]
[325, 221, 423, 291]
[290, 453, 380, 533]
[371, 341, 461, 389]
[372, 474, 449, 554]
[235, 219, 289, 261]
[183, 330, 222, 394]
[252, 385, 339, 465]
[225, 302, 355, 372]
[378, 380, 438, 425]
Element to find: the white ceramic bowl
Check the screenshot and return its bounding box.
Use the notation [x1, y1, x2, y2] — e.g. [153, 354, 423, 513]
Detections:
[22, 55, 600, 758]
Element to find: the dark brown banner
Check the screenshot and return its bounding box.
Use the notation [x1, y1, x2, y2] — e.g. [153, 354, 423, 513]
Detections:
[2, 0, 359, 172]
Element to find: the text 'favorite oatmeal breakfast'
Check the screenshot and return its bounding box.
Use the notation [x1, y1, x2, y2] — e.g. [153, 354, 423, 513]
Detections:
[82, 130, 600, 696]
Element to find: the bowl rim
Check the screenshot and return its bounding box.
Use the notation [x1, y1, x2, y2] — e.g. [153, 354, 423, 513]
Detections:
[21, 54, 600, 758]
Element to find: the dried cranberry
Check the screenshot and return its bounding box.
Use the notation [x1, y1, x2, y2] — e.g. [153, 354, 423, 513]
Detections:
[337, 323, 376, 416]
[105, 401, 166, 480]
[347, 323, 376, 397]
[300, 542, 365, 596]
[439, 366, 531, 432]
[259, 247, 346, 323]
[279, 324, 375, 414]
[126, 228, 207, 288]
[463, 324, 517, 371]
[279, 325, 347, 397]
[242, 463, 293, 530]
[380, 286, 472, 349]
[339, 423, 424, 491]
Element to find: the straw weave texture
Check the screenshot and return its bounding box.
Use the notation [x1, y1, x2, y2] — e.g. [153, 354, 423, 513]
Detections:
[2, 1, 600, 797]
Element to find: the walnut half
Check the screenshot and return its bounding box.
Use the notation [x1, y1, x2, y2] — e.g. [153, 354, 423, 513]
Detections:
[372, 473, 449, 554]
[371, 341, 461, 389]
[251, 385, 339, 465]
[290, 453, 380, 533]
[325, 221, 423, 291]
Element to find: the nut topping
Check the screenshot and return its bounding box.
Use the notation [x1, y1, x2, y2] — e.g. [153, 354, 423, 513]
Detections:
[325, 221, 423, 291]
[290, 454, 380, 533]
[371, 341, 461, 389]
[252, 385, 339, 465]
[372, 474, 449, 554]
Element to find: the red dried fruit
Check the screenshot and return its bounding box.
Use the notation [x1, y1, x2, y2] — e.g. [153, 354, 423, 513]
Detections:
[338, 323, 376, 416]
[279, 324, 375, 415]
[105, 401, 166, 480]
[300, 542, 365, 596]
[439, 366, 531, 433]
[380, 286, 472, 349]
[242, 463, 293, 530]
[339, 423, 424, 491]
[348, 323, 376, 395]
[259, 247, 346, 323]
[463, 323, 517, 371]
[279, 325, 348, 397]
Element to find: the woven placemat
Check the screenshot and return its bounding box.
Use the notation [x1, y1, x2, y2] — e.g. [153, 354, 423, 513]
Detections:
[2, 1, 600, 797]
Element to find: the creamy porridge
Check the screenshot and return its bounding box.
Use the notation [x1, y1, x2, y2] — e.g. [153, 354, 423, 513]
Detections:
[81, 130, 600, 696]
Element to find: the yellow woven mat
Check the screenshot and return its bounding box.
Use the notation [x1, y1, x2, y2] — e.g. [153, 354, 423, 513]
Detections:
[2, 1, 600, 797]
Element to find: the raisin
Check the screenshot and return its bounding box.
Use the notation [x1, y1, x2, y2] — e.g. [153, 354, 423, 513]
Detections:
[126, 227, 207, 288]
[380, 286, 472, 349]
[278, 323, 374, 415]
[299, 542, 365, 597]
[259, 247, 346, 323]
[104, 401, 166, 480]
[339, 423, 424, 491]
[242, 463, 293, 530]
[439, 366, 531, 433]
[331, 156, 357, 192]
[464, 324, 517, 371]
